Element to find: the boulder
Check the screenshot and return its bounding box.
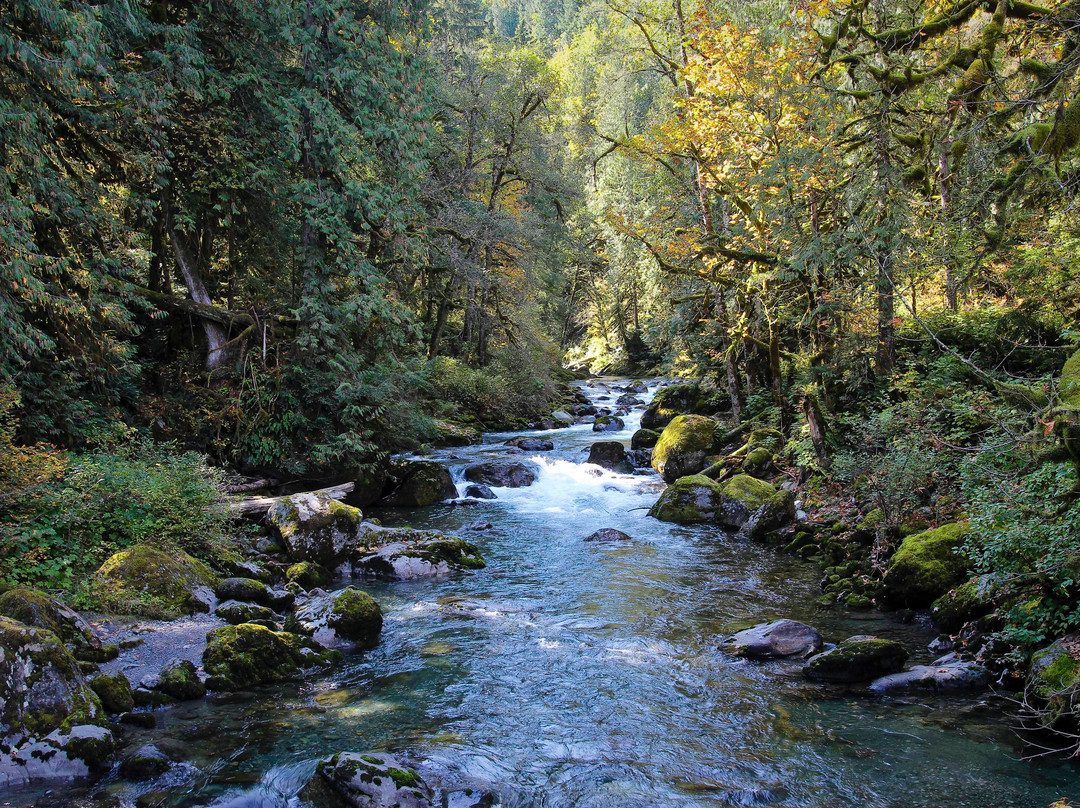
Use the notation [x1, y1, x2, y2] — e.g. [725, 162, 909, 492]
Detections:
[1026, 636, 1080, 719]
[741, 447, 773, 478]
[268, 491, 365, 568]
[202, 623, 340, 691]
[744, 428, 784, 454]
[587, 441, 632, 473]
[884, 522, 969, 608]
[931, 574, 1004, 634]
[626, 449, 653, 468]
[299, 752, 432, 808]
[215, 600, 276, 626]
[353, 529, 485, 580]
[716, 475, 782, 530]
[216, 577, 273, 606]
[869, 659, 990, 694]
[286, 561, 333, 590]
[640, 383, 703, 430]
[651, 415, 718, 482]
[803, 637, 909, 683]
[155, 659, 206, 701]
[290, 588, 383, 651]
[463, 484, 496, 499]
[430, 420, 481, 448]
[464, 461, 536, 488]
[0, 588, 104, 660]
[88, 672, 133, 714]
[631, 428, 660, 450]
[648, 474, 726, 524]
[505, 437, 554, 451]
[739, 489, 797, 539]
[592, 415, 624, 432]
[382, 460, 458, 506]
[724, 619, 823, 659]
[94, 544, 219, 616]
[118, 744, 171, 780]
[585, 529, 632, 542]
[616, 393, 644, 406]
[0, 724, 115, 788]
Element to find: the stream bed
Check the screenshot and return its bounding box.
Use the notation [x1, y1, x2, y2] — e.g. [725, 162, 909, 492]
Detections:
[16, 379, 1080, 808]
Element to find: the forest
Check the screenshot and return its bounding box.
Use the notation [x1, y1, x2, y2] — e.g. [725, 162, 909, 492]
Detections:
[2, 0, 1080, 803]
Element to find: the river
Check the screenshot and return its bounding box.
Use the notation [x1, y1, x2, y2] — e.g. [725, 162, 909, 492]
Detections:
[22, 379, 1080, 808]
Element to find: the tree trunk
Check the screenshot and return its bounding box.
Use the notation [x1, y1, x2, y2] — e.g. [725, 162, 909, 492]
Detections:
[169, 215, 228, 369]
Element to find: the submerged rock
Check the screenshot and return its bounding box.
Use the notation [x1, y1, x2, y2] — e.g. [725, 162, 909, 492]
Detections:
[505, 437, 554, 451]
[382, 460, 458, 507]
[300, 751, 433, 808]
[869, 659, 990, 694]
[268, 491, 365, 568]
[464, 461, 536, 488]
[803, 637, 909, 683]
[724, 619, 823, 660]
[291, 588, 383, 651]
[585, 528, 632, 542]
[884, 522, 969, 608]
[587, 440, 633, 473]
[353, 529, 486, 580]
[94, 544, 219, 616]
[651, 414, 718, 483]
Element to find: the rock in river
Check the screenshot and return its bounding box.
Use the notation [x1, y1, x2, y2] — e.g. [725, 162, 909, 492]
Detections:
[464, 484, 496, 499]
[382, 459, 459, 506]
[464, 461, 536, 488]
[803, 636, 909, 683]
[300, 751, 433, 808]
[869, 658, 990, 694]
[94, 544, 219, 616]
[202, 623, 341, 691]
[353, 527, 486, 580]
[724, 619, 823, 660]
[585, 528, 632, 542]
[268, 491, 366, 568]
[587, 440, 632, 473]
[651, 414, 718, 483]
[883, 522, 969, 608]
[505, 436, 554, 451]
[592, 415, 625, 432]
[290, 588, 383, 651]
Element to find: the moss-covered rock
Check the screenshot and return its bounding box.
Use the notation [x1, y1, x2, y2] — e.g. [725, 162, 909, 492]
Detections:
[155, 659, 205, 701]
[631, 428, 660, 450]
[2, 724, 115, 787]
[651, 415, 719, 483]
[286, 561, 332, 589]
[1027, 635, 1080, 720]
[353, 529, 486, 580]
[716, 475, 779, 530]
[292, 588, 383, 651]
[94, 544, 219, 617]
[216, 577, 272, 606]
[0, 588, 100, 657]
[118, 745, 172, 781]
[215, 600, 276, 626]
[298, 751, 433, 808]
[803, 636, 909, 683]
[640, 382, 708, 430]
[267, 492, 364, 568]
[592, 415, 625, 432]
[382, 459, 459, 506]
[741, 447, 773, 478]
[884, 522, 969, 608]
[0, 617, 105, 750]
[88, 672, 133, 714]
[740, 489, 797, 539]
[931, 574, 1004, 634]
[202, 624, 303, 690]
[587, 441, 632, 473]
[648, 475, 726, 524]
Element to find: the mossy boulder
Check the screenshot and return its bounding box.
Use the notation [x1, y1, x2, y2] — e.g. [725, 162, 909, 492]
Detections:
[0, 588, 101, 659]
[884, 522, 969, 608]
[216, 600, 276, 626]
[740, 489, 797, 539]
[592, 415, 625, 432]
[268, 491, 365, 568]
[587, 441, 632, 473]
[931, 574, 1005, 634]
[155, 659, 205, 701]
[299, 751, 433, 808]
[216, 577, 272, 606]
[382, 460, 459, 506]
[640, 382, 719, 430]
[717, 475, 780, 530]
[0, 617, 105, 752]
[1027, 635, 1080, 719]
[741, 447, 773, 478]
[94, 544, 219, 617]
[651, 415, 719, 483]
[431, 419, 481, 448]
[286, 561, 333, 589]
[88, 672, 133, 714]
[648, 475, 726, 524]
[353, 528, 486, 580]
[803, 636, 909, 683]
[745, 428, 784, 454]
[631, 428, 660, 450]
[291, 588, 383, 651]
[118, 745, 172, 780]
[202, 624, 303, 690]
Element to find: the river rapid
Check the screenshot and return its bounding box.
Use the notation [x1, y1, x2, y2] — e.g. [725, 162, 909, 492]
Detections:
[19, 379, 1080, 808]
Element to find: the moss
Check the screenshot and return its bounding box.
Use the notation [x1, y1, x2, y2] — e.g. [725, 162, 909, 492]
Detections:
[0, 588, 95, 649]
[1058, 347, 1080, 410]
[285, 561, 330, 589]
[631, 428, 660, 450]
[328, 589, 383, 647]
[216, 600, 275, 625]
[414, 538, 486, 570]
[746, 428, 784, 454]
[157, 659, 206, 700]
[804, 637, 908, 683]
[216, 577, 272, 604]
[899, 516, 930, 538]
[741, 447, 773, 478]
[1030, 637, 1080, 699]
[719, 474, 776, 510]
[89, 672, 133, 713]
[651, 415, 718, 482]
[386, 766, 421, 788]
[884, 522, 969, 608]
[648, 475, 725, 524]
[202, 623, 303, 690]
[931, 574, 1002, 634]
[94, 544, 219, 617]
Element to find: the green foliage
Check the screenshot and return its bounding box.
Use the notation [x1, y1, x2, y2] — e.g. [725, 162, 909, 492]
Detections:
[426, 356, 553, 430]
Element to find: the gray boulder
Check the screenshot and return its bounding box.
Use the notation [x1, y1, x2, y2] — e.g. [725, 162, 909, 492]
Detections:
[803, 636, 909, 683]
[464, 462, 536, 488]
[268, 491, 365, 568]
[724, 619, 822, 660]
[587, 441, 632, 473]
[869, 658, 991, 694]
[300, 752, 432, 808]
[592, 415, 625, 432]
[353, 528, 485, 580]
[505, 437, 554, 451]
[382, 460, 458, 507]
[290, 588, 383, 651]
[464, 484, 496, 499]
[585, 529, 632, 542]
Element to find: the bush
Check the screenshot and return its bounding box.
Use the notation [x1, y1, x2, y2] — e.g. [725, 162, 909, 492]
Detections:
[426, 356, 553, 430]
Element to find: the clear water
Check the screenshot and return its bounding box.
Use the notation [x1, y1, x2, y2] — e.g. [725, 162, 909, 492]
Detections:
[16, 380, 1080, 808]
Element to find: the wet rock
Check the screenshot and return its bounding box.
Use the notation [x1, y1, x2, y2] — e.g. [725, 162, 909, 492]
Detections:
[266, 587, 295, 612]
[444, 789, 496, 808]
[353, 528, 485, 580]
[592, 415, 625, 432]
[869, 659, 991, 694]
[221, 558, 273, 583]
[216, 577, 273, 606]
[739, 488, 797, 540]
[290, 588, 383, 651]
[1, 724, 115, 787]
[724, 619, 823, 660]
[285, 561, 333, 590]
[464, 484, 496, 499]
[931, 573, 1004, 634]
[640, 382, 704, 430]
[585, 528, 632, 542]
[89, 672, 134, 714]
[505, 437, 554, 451]
[382, 460, 458, 507]
[118, 712, 156, 729]
[631, 428, 660, 450]
[202, 624, 340, 691]
[648, 475, 726, 524]
[464, 461, 536, 488]
[118, 745, 171, 781]
[1026, 635, 1080, 719]
[155, 659, 206, 701]
[803, 637, 909, 683]
[883, 522, 969, 608]
[299, 751, 433, 808]
[0, 587, 105, 660]
[587, 440, 632, 473]
[651, 414, 718, 482]
[94, 544, 219, 616]
[467, 520, 493, 531]
[626, 448, 653, 468]
[267, 491, 365, 568]
[616, 393, 644, 406]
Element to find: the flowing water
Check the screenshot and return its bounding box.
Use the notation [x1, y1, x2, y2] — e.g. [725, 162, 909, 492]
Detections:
[16, 379, 1080, 808]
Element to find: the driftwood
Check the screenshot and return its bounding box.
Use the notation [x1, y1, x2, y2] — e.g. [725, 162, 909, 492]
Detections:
[225, 478, 275, 494]
[227, 482, 355, 517]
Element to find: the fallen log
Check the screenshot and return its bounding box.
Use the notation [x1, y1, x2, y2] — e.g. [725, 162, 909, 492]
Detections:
[228, 482, 355, 517]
